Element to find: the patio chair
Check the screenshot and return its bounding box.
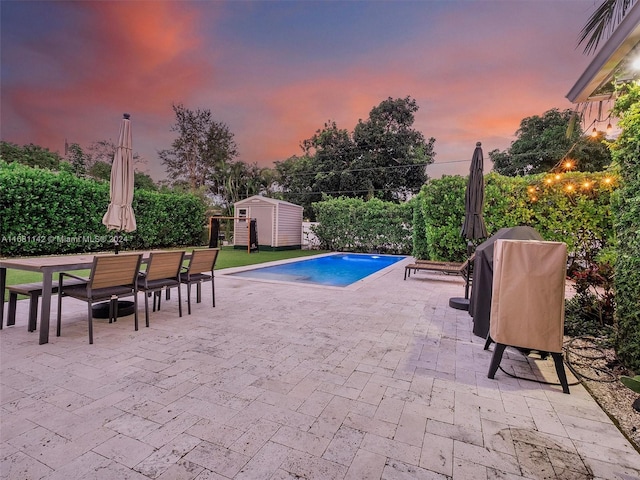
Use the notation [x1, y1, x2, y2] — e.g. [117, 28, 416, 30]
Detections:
[404, 254, 474, 282]
[56, 253, 142, 344]
[180, 248, 219, 314]
[137, 251, 185, 327]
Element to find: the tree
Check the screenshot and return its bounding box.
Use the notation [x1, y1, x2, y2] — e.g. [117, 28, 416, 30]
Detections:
[88, 160, 112, 181]
[352, 97, 434, 202]
[578, 0, 637, 54]
[489, 108, 611, 176]
[66, 143, 88, 176]
[133, 171, 157, 191]
[276, 97, 435, 219]
[87, 139, 145, 171]
[212, 158, 265, 214]
[0, 141, 62, 170]
[159, 103, 238, 192]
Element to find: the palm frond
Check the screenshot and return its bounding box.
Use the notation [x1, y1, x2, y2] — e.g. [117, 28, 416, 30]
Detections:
[578, 0, 637, 55]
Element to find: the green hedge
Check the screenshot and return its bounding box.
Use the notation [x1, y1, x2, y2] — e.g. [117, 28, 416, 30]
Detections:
[417, 171, 617, 263]
[0, 162, 206, 256]
[611, 85, 640, 372]
[312, 197, 413, 254]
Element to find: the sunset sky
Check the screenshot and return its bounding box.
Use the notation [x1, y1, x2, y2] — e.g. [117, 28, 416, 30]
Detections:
[1, 0, 598, 181]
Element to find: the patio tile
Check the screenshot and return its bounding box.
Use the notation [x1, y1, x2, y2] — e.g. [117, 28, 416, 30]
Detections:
[1, 450, 53, 479]
[343, 448, 387, 479]
[1, 258, 639, 479]
[360, 432, 421, 465]
[419, 431, 453, 476]
[382, 458, 449, 480]
[235, 441, 292, 480]
[93, 433, 156, 468]
[182, 441, 251, 478]
[394, 407, 427, 447]
[322, 425, 365, 466]
[279, 449, 347, 479]
[135, 433, 202, 478]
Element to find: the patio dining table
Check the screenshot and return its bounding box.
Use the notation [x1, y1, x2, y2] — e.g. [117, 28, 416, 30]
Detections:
[0, 251, 190, 345]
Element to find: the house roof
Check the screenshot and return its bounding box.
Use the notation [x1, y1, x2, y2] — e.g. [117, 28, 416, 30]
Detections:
[567, 2, 640, 103]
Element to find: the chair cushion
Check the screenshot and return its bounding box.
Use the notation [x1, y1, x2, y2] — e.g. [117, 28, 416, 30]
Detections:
[138, 278, 180, 290]
[180, 272, 211, 282]
[63, 284, 135, 302]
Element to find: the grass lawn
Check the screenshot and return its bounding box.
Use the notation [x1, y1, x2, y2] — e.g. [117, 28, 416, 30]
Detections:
[3, 246, 328, 301]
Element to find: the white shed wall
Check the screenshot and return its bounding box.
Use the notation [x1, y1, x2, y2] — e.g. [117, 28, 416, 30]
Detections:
[233, 196, 303, 248]
[275, 203, 303, 247]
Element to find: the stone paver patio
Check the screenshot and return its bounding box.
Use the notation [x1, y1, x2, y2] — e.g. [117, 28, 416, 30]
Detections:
[1, 256, 639, 479]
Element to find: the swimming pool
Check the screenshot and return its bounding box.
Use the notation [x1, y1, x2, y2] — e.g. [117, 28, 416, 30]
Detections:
[227, 253, 405, 287]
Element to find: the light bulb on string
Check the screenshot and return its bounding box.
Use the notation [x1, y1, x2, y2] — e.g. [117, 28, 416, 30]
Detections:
[606, 123, 613, 134]
[591, 127, 598, 137]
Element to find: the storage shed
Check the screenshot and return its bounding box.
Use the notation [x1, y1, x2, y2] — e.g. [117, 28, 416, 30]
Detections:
[233, 196, 304, 250]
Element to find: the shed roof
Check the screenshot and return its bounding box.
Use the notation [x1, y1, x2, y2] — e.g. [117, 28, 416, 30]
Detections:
[234, 195, 303, 209]
[567, 2, 640, 103]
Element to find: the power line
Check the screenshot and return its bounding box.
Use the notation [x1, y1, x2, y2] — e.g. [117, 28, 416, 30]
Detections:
[278, 159, 470, 178]
[280, 187, 418, 196]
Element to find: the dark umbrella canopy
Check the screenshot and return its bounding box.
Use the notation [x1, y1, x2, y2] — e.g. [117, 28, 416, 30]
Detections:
[461, 142, 488, 240]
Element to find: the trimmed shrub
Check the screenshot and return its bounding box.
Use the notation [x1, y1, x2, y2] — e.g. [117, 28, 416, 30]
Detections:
[0, 162, 206, 256]
[311, 197, 412, 254]
[416, 171, 616, 264]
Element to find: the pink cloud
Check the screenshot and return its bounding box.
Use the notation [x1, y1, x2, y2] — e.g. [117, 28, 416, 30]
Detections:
[1, 1, 594, 181]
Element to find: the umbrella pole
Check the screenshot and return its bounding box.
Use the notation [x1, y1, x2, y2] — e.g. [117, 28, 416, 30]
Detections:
[449, 241, 475, 311]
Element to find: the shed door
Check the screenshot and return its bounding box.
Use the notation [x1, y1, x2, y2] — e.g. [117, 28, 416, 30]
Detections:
[251, 206, 274, 246]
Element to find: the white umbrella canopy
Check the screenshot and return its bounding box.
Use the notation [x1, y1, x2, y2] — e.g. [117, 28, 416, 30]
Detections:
[102, 113, 137, 236]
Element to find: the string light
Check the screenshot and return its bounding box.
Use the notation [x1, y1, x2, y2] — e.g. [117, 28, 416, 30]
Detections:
[526, 172, 618, 204]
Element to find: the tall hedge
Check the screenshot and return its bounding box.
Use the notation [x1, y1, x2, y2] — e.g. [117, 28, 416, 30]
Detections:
[610, 85, 640, 372]
[0, 162, 206, 256]
[417, 171, 616, 263]
[312, 197, 413, 253]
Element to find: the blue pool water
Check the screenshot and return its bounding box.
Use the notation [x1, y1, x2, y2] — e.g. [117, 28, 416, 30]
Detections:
[228, 253, 405, 287]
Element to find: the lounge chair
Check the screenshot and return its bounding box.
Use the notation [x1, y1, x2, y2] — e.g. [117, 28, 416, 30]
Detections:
[404, 254, 474, 281]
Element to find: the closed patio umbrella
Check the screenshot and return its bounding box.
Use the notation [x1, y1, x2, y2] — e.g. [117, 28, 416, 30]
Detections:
[461, 142, 488, 241]
[450, 141, 488, 311]
[97, 113, 137, 318]
[102, 113, 136, 251]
